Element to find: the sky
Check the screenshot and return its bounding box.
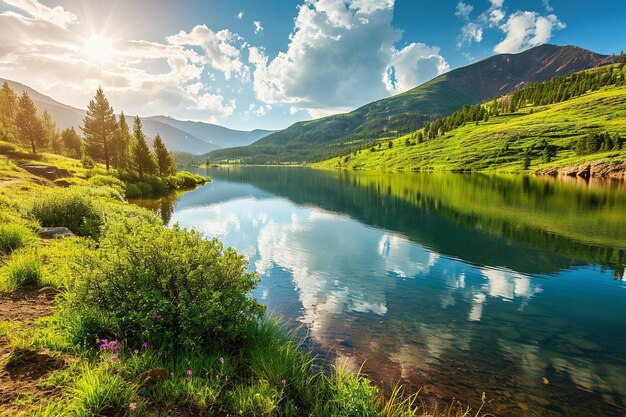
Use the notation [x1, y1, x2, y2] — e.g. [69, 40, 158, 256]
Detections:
[0, 0, 624, 131]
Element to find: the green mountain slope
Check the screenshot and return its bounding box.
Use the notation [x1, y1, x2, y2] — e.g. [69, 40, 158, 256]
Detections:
[314, 65, 626, 174]
[207, 44, 612, 164]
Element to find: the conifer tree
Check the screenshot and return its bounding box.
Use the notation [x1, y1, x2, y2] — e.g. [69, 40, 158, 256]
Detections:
[153, 134, 176, 177]
[109, 112, 131, 169]
[83, 87, 117, 170]
[61, 127, 82, 159]
[41, 109, 61, 153]
[0, 81, 18, 143]
[131, 116, 156, 177]
[15, 91, 45, 154]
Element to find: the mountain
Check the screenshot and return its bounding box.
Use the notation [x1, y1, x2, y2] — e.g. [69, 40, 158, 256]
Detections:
[207, 44, 614, 164]
[314, 64, 626, 177]
[146, 116, 274, 149]
[0, 79, 273, 154]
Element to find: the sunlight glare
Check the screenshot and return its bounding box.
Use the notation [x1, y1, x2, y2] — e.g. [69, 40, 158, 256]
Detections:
[83, 35, 115, 63]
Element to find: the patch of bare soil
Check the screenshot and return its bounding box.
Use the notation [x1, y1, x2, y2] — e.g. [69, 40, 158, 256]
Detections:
[0, 287, 71, 415]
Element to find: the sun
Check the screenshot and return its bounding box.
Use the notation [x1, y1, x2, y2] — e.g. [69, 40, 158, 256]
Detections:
[83, 35, 115, 63]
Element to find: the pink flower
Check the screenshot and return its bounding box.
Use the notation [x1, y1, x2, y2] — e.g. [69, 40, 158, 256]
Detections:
[219, 357, 224, 364]
[111, 356, 117, 361]
[186, 369, 193, 376]
[141, 342, 148, 348]
[133, 349, 139, 354]
[129, 402, 138, 410]
[156, 314, 162, 320]
[281, 379, 286, 385]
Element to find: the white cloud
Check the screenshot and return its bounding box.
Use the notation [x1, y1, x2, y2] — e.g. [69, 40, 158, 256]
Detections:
[248, 0, 447, 115]
[166, 25, 248, 81]
[384, 43, 449, 94]
[456, 0, 565, 53]
[542, 0, 554, 12]
[253, 20, 263, 34]
[1, 0, 76, 28]
[237, 10, 244, 19]
[455, 2, 473, 20]
[494, 11, 565, 53]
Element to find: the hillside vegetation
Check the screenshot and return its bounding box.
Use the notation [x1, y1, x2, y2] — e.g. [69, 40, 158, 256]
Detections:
[207, 44, 612, 164]
[315, 64, 626, 174]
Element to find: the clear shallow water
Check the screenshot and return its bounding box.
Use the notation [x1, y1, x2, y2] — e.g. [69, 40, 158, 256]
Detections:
[132, 167, 626, 417]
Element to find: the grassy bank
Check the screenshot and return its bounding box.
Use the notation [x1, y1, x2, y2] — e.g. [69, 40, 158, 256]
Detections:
[1, 149, 483, 415]
[314, 69, 626, 173]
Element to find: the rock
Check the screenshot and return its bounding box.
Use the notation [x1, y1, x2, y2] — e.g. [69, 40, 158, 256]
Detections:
[535, 161, 626, 180]
[19, 164, 71, 181]
[39, 227, 73, 239]
[38, 287, 60, 298]
[137, 368, 167, 385]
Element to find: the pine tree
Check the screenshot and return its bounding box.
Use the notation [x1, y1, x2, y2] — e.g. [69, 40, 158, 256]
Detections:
[0, 81, 18, 143]
[82, 87, 117, 170]
[15, 91, 45, 154]
[153, 133, 176, 177]
[131, 116, 156, 177]
[109, 112, 131, 169]
[61, 127, 82, 159]
[41, 109, 61, 153]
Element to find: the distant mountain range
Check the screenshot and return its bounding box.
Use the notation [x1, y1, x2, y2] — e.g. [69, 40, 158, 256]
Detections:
[0, 79, 274, 155]
[207, 44, 614, 164]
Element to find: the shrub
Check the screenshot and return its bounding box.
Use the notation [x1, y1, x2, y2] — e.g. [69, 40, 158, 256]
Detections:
[0, 224, 26, 256]
[1, 251, 42, 291]
[30, 188, 103, 238]
[124, 183, 142, 198]
[81, 156, 95, 169]
[88, 175, 125, 195]
[167, 171, 206, 189]
[68, 222, 264, 351]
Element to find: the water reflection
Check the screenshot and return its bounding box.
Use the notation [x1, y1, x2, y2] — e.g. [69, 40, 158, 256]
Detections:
[134, 167, 626, 416]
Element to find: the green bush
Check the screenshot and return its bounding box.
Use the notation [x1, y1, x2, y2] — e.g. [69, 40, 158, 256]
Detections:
[124, 183, 142, 198]
[30, 188, 103, 238]
[68, 222, 264, 351]
[167, 171, 206, 189]
[0, 224, 27, 256]
[88, 175, 125, 195]
[1, 251, 42, 291]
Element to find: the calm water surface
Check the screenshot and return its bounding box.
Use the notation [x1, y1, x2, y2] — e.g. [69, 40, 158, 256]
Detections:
[132, 167, 626, 417]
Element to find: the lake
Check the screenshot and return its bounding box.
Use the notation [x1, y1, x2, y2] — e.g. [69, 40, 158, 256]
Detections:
[131, 167, 626, 417]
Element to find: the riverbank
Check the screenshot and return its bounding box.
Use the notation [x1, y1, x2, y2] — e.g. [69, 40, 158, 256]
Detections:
[1, 149, 483, 415]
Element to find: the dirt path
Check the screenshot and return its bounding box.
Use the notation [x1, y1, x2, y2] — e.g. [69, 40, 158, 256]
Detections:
[0, 288, 71, 416]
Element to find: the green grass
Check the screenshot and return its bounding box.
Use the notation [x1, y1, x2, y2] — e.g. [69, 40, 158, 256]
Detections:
[0, 250, 42, 291]
[315, 84, 626, 172]
[0, 224, 29, 256]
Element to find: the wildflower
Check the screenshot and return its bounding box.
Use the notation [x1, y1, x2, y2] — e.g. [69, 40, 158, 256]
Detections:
[219, 357, 224, 364]
[186, 370, 193, 376]
[156, 314, 162, 320]
[141, 341, 148, 348]
[281, 379, 286, 385]
[129, 402, 138, 410]
[133, 349, 139, 354]
[111, 356, 117, 361]
[99, 343, 110, 350]
[191, 299, 196, 304]
[112, 344, 120, 351]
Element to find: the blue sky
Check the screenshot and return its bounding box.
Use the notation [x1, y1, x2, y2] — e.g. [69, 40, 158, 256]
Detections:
[0, 0, 624, 131]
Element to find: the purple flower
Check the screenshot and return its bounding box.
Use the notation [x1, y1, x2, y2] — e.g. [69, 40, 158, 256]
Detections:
[141, 342, 148, 348]
[133, 349, 139, 354]
[111, 356, 117, 361]
[99, 343, 110, 350]
[219, 357, 224, 364]
[191, 300, 196, 304]
[112, 345, 120, 351]
[281, 379, 286, 385]
[129, 402, 138, 410]
[186, 369, 193, 376]
[156, 314, 162, 320]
